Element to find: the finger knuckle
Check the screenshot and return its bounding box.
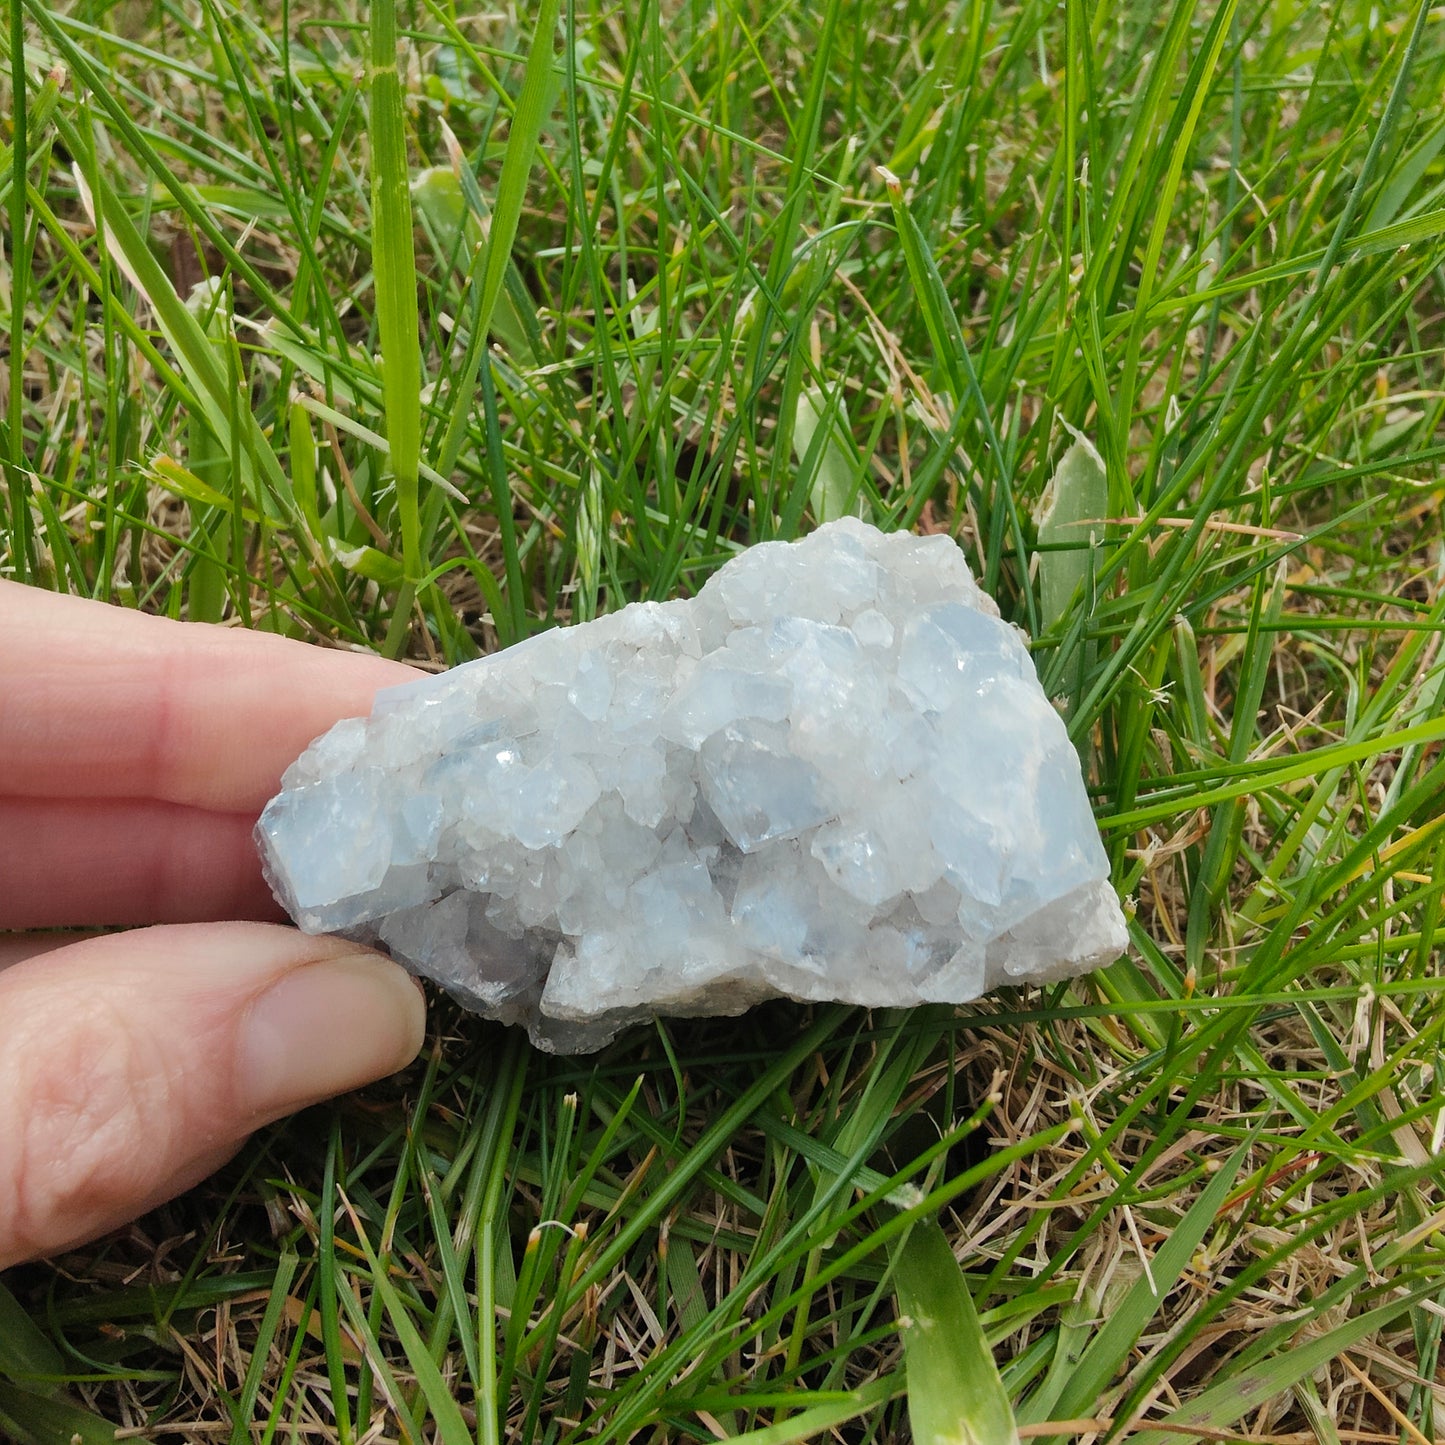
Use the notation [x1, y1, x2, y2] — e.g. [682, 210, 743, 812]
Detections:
[1, 995, 172, 1260]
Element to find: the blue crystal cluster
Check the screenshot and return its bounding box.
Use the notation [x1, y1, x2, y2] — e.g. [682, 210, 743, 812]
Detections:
[257, 521, 1126, 1051]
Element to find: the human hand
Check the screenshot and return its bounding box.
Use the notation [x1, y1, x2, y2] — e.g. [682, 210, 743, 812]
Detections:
[0, 583, 428, 1269]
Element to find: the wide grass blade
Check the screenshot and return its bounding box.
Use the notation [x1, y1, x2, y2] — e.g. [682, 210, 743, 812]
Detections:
[368, 0, 423, 642]
[1035, 426, 1107, 713]
[0, 1283, 61, 1388]
[892, 1219, 1019, 1445]
[0, 1384, 118, 1445]
[0, 1278, 113, 1442]
[793, 382, 867, 523]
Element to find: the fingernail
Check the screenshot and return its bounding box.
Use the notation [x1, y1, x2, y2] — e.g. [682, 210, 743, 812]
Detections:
[237, 952, 425, 1119]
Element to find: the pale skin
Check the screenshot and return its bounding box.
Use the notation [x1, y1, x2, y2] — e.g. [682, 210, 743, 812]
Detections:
[0, 582, 429, 1270]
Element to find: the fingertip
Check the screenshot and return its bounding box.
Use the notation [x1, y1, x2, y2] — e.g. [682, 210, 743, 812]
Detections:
[236, 951, 427, 1122]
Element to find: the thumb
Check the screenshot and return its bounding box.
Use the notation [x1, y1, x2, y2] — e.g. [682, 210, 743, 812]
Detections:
[0, 922, 426, 1270]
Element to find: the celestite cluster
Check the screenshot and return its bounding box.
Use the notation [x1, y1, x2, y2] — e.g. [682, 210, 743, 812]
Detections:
[256, 520, 1127, 1052]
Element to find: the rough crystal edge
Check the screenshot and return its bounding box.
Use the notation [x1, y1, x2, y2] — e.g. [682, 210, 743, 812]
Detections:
[365, 874, 1129, 1054]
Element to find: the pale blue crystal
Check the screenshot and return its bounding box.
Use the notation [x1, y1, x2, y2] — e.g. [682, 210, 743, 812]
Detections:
[256, 519, 1127, 1052]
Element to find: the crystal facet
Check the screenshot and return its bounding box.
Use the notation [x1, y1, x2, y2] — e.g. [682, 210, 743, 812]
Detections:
[256, 520, 1127, 1051]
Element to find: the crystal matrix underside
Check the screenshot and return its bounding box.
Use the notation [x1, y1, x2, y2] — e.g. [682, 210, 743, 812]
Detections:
[256, 520, 1127, 1052]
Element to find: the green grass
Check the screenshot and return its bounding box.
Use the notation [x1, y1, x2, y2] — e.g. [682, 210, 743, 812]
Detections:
[4, 0, 1445, 1440]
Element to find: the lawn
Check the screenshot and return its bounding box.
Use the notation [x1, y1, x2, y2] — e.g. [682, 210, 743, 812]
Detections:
[3, 0, 1445, 1441]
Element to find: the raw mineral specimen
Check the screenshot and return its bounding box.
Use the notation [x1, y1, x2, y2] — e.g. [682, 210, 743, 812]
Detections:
[256, 520, 1127, 1052]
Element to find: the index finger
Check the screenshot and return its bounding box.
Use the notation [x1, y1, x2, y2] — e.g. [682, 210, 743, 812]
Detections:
[0, 583, 419, 812]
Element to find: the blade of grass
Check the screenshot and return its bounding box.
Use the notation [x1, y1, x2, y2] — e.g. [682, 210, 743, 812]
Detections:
[226, 1250, 298, 1445]
[58, 121, 300, 533]
[369, 0, 423, 653]
[430, 0, 562, 489]
[5, 12, 34, 580]
[1035, 426, 1108, 715]
[880, 167, 1033, 628]
[892, 1218, 1020, 1445]
[0, 1282, 62, 1387]
[319, 1122, 355, 1445]
[0, 1383, 119, 1445]
[1125, 1241, 1444, 1445]
[793, 379, 866, 524]
[721, 1375, 901, 1443]
[1184, 557, 1288, 976]
[1021, 1130, 1256, 1433]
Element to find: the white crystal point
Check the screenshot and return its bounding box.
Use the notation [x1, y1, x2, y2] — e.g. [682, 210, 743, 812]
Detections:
[255, 519, 1128, 1052]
